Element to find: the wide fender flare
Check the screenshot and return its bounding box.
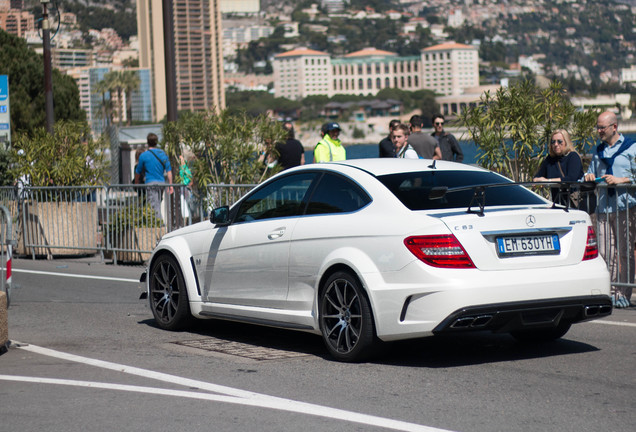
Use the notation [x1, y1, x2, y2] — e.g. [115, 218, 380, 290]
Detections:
[147, 236, 202, 302]
[313, 246, 383, 323]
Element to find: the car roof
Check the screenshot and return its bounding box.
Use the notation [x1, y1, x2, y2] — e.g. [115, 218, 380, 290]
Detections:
[300, 158, 486, 177]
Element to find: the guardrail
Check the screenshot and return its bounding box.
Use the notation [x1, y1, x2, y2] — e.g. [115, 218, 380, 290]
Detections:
[0, 183, 257, 265]
[0, 205, 15, 307]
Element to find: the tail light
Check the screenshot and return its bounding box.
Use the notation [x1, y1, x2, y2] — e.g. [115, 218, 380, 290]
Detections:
[405, 235, 475, 268]
[583, 226, 598, 261]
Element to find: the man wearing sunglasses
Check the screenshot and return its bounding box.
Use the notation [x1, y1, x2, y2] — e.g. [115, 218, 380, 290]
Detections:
[432, 114, 463, 162]
[584, 111, 636, 308]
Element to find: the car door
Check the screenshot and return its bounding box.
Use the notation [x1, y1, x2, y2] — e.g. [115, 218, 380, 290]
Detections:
[288, 172, 372, 309]
[203, 172, 317, 308]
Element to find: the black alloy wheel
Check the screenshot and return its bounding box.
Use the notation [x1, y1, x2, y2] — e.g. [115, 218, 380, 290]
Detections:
[149, 254, 192, 330]
[319, 271, 376, 362]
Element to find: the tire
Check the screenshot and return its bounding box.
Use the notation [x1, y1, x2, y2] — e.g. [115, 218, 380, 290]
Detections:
[148, 254, 192, 331]
[319, 271, 377, 362]
[510, 322, 571, 343]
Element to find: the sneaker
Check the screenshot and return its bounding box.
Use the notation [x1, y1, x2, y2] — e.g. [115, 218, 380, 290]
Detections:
[615, 295, 629, 308]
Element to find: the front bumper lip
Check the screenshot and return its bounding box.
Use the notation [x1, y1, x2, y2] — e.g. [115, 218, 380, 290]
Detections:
[432, 295, 613, 334]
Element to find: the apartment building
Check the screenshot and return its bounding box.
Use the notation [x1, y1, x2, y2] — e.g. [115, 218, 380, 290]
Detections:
[273, 43, 480, 100]
[0, 8, 34, 38]
[273, 47, 331, 100]
[137, 0, 225, 122]
[331, 48, 421, 97]
[421, 43, 479, 96]
[52, 49, 93, 71]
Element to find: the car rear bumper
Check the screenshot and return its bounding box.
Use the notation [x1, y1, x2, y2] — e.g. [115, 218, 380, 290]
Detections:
[432, 295, 612, 334]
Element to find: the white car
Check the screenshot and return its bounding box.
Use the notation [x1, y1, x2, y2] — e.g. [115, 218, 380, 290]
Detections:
[143, 159, 611, 362]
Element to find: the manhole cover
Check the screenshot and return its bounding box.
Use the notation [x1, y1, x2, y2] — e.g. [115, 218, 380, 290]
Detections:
[174, 338, 312, 361]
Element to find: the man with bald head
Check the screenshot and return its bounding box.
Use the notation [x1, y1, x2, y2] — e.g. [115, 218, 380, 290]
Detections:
[584, 111, 636, 308]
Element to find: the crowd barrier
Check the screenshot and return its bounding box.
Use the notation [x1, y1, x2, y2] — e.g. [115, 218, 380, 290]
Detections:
[0, 205, 14, 307]
[0, 183, 256, 265]
[0, 183, 634, 294]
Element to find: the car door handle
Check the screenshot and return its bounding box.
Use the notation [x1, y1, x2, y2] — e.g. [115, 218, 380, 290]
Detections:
[267, 228, 286, 240]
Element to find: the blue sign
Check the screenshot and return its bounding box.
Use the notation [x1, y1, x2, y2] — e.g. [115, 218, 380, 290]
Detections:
[0, 106, 6, 113]
[0, 124, 9, 130]
[0, 75, 7, 101]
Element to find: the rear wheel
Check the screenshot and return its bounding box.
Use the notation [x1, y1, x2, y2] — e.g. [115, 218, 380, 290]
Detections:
[149, 254, 192, 330]
[319, 271, 376, 362]
[510, 322, 571, 343]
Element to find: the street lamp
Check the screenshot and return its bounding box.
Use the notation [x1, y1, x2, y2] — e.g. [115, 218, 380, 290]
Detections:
[41, 0, 54, 134]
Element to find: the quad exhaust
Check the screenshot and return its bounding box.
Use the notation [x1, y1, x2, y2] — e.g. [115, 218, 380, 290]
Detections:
[450, 314, 493, 329]
[584, 304, 612, 317]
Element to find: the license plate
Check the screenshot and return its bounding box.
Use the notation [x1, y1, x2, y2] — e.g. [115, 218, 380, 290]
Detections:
[496, 234, 560, 257]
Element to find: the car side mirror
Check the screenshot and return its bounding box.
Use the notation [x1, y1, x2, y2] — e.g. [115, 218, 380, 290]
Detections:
[210, 206, 230, 226]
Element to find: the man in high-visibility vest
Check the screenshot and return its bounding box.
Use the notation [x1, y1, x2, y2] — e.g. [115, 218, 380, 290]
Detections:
[314, 122, 346, 163]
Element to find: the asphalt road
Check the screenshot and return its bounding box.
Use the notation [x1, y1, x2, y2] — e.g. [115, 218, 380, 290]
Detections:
[1, 256, 635, 432]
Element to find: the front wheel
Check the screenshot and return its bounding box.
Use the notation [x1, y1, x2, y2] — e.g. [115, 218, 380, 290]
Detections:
[149, 254, 192, 330]
[319, 271, 377, 362]
[510, 322, 571, 343]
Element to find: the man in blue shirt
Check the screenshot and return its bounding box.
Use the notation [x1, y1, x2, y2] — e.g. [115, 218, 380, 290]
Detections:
[135, 133, 173, 221]
[584, 111, 636, 308]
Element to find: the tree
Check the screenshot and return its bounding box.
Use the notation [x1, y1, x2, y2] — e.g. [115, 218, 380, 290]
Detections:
[93, 73, 114, 131]
[10, 121, 108, 187]
[162, 110, 287, 192]
[460, 80, 598, 182]
[120, 70, 141, 126]
[0, 29, 85, 136]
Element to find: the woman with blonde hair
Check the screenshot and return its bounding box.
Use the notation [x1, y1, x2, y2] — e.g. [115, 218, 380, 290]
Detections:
[533, 129, 583, 205]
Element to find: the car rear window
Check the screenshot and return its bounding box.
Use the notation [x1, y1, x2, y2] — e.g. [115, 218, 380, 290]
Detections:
[377, 170, 546, 211]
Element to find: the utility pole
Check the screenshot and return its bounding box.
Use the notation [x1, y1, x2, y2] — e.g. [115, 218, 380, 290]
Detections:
[162, 0, 178, 123]
[41, 0, 54, 134]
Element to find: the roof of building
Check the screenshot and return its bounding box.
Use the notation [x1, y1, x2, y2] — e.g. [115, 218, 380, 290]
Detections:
[423, 42, 476, 52]
[344, 47, 397, 58]
[275, 47, 329, 58]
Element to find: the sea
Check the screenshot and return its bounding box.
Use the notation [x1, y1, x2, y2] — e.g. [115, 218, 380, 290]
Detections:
[304, 133, 636, 165]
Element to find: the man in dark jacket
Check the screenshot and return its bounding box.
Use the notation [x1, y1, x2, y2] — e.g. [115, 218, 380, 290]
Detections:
[432, 114, 463, 162]
[379, 119, 400, 157]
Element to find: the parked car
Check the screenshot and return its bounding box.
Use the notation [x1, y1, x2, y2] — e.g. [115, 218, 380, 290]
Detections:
[142, 159, 611, 362]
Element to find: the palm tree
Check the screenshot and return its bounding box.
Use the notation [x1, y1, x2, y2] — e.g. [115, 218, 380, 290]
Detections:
[120, 70, 141, 126]
[93, 74, 115, 132]
[105, 71, 125, 127]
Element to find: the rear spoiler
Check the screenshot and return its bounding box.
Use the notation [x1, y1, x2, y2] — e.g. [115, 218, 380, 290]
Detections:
[428, 181, 597, 216]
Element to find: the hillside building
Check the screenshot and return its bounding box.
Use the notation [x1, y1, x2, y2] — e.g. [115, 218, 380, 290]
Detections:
[273, 43, 480, 101]
[137, 0, 225, 122]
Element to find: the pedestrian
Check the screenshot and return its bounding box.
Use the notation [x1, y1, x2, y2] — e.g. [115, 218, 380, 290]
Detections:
[408, 115, 440, 160]
[379, 119, 400, 157]
[533, 129, 583, 207]
[134, 133, 173, 221]
[432, 114, 463, 162]
[583, 111, 636, 308]
[133, 146, 147, 200]
[314, 122, 346, 163]
[393, 123, 418, 159]
[276, 121, 305, 170]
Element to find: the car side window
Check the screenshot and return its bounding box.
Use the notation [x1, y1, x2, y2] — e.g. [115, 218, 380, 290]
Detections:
[305, 173, 371, 215]
[235, 173, 316, 223]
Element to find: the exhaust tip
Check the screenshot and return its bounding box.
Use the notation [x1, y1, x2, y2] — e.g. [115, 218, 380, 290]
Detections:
[450, 315, 493, 329]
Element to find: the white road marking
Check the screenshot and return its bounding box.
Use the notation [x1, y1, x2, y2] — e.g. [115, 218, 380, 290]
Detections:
[2, 343, 455, 432]
[590, 320, 636, 328]
[9, 268, 139, 283]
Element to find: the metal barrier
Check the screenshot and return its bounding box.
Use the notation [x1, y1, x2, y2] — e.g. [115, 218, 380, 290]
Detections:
[1, 205, 15, 307]
[0, 183, 256, 264]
